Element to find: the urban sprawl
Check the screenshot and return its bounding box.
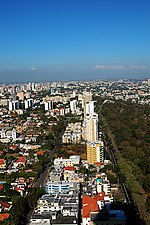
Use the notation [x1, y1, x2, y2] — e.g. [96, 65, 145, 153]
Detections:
[0, 78, 149, 225]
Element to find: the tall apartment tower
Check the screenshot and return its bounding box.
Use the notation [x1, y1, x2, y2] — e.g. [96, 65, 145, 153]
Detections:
[84, 97, 105, 164]
[70, 100, 77, 114]
[85, 101, 95, 116]
[25, 99, 33, 109]
[9, 100, 19, 111]
[11, 85, 17, 102]
[44, 101, 53, 111]
[86, 112, 98, 142]
[83, 92, 92, 118]
[17, 92, 25, 100]
[87, 141, 104, 164]
[12, 128, 17, 139]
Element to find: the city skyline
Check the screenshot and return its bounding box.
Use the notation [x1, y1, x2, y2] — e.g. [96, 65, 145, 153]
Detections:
[0, 0, 150, 82]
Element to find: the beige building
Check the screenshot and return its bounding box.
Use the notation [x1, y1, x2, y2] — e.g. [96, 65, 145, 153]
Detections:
[87, 141, 104, 164]
[17, 92, 25, 100]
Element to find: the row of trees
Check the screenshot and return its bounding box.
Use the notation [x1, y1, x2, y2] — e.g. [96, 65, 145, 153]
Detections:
[96, 97, 150, 225]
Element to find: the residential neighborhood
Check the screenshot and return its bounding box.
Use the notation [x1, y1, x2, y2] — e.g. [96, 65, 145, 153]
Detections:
[0, 79, 149, 224]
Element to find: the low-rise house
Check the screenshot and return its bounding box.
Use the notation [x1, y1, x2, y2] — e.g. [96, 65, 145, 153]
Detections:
[11, 180, 26, 196]
[0, 159, 6, 169]
[0, 213, 10, 222]
[34, 150, 45, 156]
[13, 156, 26, 168]
[0, 202, 12, 212]
[63, 166, 82, 182]
[14, 187, 24, 196]
[8, 145, 18, 150]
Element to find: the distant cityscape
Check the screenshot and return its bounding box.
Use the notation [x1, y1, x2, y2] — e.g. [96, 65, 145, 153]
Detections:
[0, 78, 149, 224]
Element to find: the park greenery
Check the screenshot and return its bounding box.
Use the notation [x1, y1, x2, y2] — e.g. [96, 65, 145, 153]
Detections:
[2, 188, 45, 225]
[96, 97, 150, 225]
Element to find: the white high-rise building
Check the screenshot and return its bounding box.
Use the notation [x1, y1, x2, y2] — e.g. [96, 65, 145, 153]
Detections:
[85, 101, 95, 116]
[86, 112, 98, 142]
[9, 100, 19, 111]
[44, 101, 53, 111]
[12, 128, 17, 139]
[83, 92, 92, 118]
[72, 90, 76, 98]
[25, 92, 31, 99]
[1, 129, 5, 139]
[70, 100, 77, 114]
[25, 99, 33, 109]
[31, 82, 35, 91]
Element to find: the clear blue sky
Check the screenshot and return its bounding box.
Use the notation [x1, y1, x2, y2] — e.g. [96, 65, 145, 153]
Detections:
[0, 0, 149, 82]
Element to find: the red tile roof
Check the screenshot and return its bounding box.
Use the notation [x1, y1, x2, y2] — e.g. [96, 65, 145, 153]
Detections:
[8, 145, 17, 149]
[0, 213, 10, 221]
[15, 157, 26, 164]
[94, 192, 105, 201]
[0, 202, 11, 208]
[82, 196, 99, 218]
[0, 159, 5, 165]
[82, 193, 105, 218]
[64, 166, 75, 171]
[95, 162, 104, 165]
[0, 185, 3, 191]
[15, 187, 24, 192]
[36, 151, 45, 155]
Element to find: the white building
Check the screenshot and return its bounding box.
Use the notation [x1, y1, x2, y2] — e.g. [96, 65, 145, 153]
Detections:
[86, 113, 99, 142]
[25, 99, 33, 109]
[85, 101, 95, 116]
[44, 101, 53, 111]
[54, 155, 80, 167]
[0, 128, 17, 140]
[70, 100, 77, 114]
[9, 100, 19, 111]
[62, 122, 82, 144]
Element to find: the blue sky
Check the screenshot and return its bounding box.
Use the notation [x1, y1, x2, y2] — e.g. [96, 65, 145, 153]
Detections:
[0, 0, 149, 82]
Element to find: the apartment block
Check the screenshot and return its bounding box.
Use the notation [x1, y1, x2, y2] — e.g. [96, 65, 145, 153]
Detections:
[87, 141, 104, 164]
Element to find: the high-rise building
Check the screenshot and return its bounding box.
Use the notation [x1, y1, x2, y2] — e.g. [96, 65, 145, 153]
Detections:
[44, 101, 53, 111]
[25, 92, 31, 99]
[12, 128, 17, 139]
[87, 141, 104, 164]
[83, 92, 92, 118]
[50, 87, 55, 95]
[9, 100, 19, 111]
[17, 92, 25, 100]
[70, 99, 77, 114]
[85, 101, 95, 116]
[25, 99, 33, 109]
[86, 113, 98, 142]
[31, 82, 35, 91]
[12, 85, 17, 100]
[84, 96, 104, 165]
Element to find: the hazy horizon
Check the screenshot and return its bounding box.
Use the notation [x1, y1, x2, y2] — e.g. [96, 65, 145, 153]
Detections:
[0, 0, 149, 83]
